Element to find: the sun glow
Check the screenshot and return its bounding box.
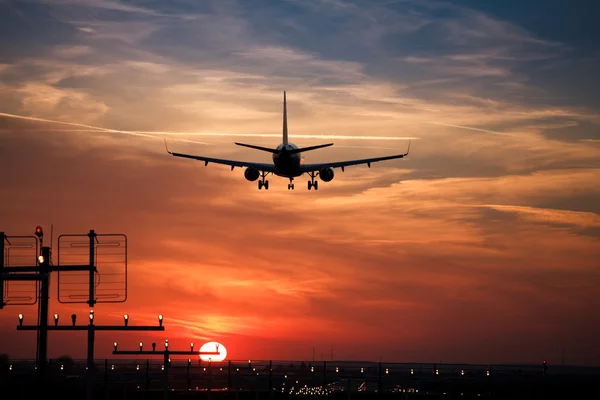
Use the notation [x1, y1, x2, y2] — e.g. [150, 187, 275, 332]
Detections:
[199, 341, 227, 362]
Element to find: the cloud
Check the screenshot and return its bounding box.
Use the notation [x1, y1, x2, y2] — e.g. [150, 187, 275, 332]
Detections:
[1, 0, 600, 365]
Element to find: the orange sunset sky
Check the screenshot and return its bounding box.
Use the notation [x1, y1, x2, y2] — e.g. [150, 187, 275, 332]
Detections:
[1, 0, 600, 365]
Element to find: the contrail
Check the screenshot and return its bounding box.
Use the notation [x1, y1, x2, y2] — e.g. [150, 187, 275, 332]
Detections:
[428, 121, 511, 135]
[0, 112, 211, 144]
[0, 112, 418, 142]
[0, 112, 160, 139]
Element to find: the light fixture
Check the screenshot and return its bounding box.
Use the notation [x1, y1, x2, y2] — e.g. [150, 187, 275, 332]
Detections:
[158, 314, 163, 327]
[152, 342, 156, 351]
[190, 342, 194, 351]
[114, 342, 118, 351]
[165, 339, 169, 349]
[18, 314, 23, 327]
[89, 310, 94, 323]
[71, 314, 77, 326]
[38, 255, 44, 264]
[53, 313, 59, 327]
[139, 342, 143, 352]
[123, 314, 129, 326]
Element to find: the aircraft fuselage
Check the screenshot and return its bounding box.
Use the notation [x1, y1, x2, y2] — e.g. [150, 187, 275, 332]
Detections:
[272, 143, 303, 177]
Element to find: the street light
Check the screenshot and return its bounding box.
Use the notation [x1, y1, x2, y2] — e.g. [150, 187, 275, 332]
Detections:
[123, 314, 129, 326]
[71, 314, 77, 326]
[18, 314, 23, 327]
[53, 313, 59, 327]
[158, 314, 163, 327]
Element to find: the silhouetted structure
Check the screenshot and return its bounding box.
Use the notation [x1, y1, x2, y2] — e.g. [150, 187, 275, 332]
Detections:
[1, 227, 163, 400]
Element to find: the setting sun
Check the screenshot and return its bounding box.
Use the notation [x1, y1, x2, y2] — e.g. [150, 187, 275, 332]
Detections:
[199, 342, 227, 362]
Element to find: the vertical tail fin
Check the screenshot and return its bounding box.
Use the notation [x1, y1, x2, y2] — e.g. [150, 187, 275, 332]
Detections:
[282, 91, 288, 144]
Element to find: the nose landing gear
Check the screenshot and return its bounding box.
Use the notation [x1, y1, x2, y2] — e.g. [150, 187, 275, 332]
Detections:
[288, 178, 295, 190]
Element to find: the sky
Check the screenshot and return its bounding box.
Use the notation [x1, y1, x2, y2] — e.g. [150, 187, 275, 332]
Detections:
[1, 0, 600, 366]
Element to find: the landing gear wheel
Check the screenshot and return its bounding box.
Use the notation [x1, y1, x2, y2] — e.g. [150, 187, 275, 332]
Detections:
[307, 171, 319, 191]
[258, 181, 263, 190]
[264, 180, 269, 190]
[288, 184, 295, 190]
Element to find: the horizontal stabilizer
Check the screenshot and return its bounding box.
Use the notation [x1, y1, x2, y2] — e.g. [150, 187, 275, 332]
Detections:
[288, 143, 334, 154]
[234, 142, 279, 153]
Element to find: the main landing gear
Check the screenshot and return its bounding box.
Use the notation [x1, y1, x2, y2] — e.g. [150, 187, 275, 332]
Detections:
[258, 171, 270, 190]
[307, 171, 319, 190]
[288, 178, 295, 190]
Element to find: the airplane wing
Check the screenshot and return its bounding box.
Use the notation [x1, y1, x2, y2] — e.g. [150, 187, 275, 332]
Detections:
[300, 141, 411, 172]
[164, 140, 276, 173]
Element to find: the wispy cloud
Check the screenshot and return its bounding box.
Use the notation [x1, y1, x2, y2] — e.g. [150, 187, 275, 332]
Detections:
[2, 0, 600, 365]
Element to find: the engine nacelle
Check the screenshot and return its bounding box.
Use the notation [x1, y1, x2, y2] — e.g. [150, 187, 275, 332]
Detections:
[244, 167, 259, 181]
[319, 168, 335, 182]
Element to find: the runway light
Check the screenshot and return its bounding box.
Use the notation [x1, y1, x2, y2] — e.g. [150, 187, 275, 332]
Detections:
[35, 226, 43, 238]
[410, 369, 414, 375]
[165, 339, 169, 349]
[139, 342, 143, 352]
[136, 365, 140, 371]
[71, 314, 76, 326]
[89, 310, 94, 323]
[53, 313, 59, 326]
[9, 365, 13, 371]
[335, 367, 338, 373]
[18, 314, 23, 327]
[188, 359, 191, 364]
[158, 314, 163, 326]
[461, 370, 464, 376]
[190, 342, 194, 351]
[60, 365, 64, 371]
[152, 342, 156, 351]
[111, 365, 114, 371]
[38, 255, 44, 264]
[123, 314, 129, 326]
[385, 368, 389, 374]
[114, 342, 118, 351]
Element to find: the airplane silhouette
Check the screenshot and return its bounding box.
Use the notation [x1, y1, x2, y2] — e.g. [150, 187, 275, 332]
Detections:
[165, 91, 411, 190]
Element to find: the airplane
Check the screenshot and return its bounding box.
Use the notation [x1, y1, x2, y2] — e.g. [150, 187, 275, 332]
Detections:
[164, 91, 411, 190]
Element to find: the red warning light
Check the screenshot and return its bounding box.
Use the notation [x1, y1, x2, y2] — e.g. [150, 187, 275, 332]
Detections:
[35, 226, 43, 237]
[543, 360, 546, 364]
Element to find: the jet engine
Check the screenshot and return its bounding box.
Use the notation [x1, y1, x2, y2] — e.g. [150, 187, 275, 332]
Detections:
[319, 168, 335, 182]
[244, 167, 260, 181]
